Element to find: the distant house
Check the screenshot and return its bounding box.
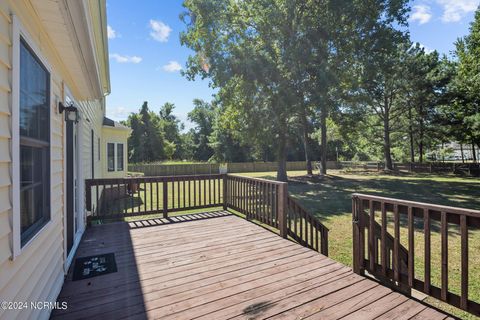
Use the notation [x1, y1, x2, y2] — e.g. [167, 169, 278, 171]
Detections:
[0, 1, 128, 319]
[430, 141, 480, 161]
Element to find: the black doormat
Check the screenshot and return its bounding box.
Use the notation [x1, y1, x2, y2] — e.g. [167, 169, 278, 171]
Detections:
[72, 253, 117, 281]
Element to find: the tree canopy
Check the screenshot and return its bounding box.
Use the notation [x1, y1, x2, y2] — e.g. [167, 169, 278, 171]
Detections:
[122, 4, 480, 176]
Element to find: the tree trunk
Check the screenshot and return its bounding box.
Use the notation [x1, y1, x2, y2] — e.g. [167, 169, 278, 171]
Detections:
[383, 117, 393, 170]
[301, 108, 313, 175]
[473, 142, 477, 163]
[277, 128, 288, 182]
[383, 98, 393, 171]
[319, 102, 327, 175]
[418, 105, 424, 163]
[442, 141, 445, 162]
[460, 143, 465, 163]
[408, 107, 415, 163]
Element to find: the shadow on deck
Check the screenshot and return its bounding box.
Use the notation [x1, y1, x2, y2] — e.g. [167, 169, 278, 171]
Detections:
[52, 211, 452, 320]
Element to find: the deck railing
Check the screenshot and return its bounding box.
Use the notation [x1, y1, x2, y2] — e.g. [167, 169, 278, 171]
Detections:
[352, 193, 480, 316]
[85, 174, 328, 255]
[287, 196, 329, 255]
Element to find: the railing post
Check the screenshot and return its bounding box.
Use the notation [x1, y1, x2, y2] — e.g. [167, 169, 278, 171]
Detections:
[321, 228, 328, 256]
[163, 179, 168, 218]
[352, 195, 364, 275]
[223, 174, 228, 210]
[85, 180, 92, 211]
[277, 182, 288, 238]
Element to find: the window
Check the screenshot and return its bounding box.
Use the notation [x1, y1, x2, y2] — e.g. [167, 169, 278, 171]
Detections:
[117, 143, 124, 171]
[107, 143, 115, 171]
[19, 38, 51, 246]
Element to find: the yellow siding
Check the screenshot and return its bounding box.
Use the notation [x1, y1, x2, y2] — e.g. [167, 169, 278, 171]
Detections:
[0, 1, 106, 319]
[0, 1, 64, 319]
[101, 126, 130, 178]
[79, 99, 104, 180]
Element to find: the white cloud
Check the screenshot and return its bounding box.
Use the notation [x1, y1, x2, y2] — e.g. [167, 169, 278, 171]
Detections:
[436, 0, 480, 22]
[107, 25, 117, 39]
[109, 53, 142, 64]
[108, 106, 129, 119]
[149, 20, 172, 42]
[410, 5, 432, 24]
[162, 61, 182, 72]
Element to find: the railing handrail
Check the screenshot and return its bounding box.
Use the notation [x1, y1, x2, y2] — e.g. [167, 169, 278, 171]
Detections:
[86, 173, 225, 185]
[226, 174, 287, 186]
[353, 193, 480, 217]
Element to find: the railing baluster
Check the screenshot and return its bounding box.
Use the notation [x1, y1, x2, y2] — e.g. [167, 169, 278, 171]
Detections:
[408, 206, 414, 287]
[183, 179, 186, 208]
[369, 200, 375, 271]
[299, 202, 303, 244]
[461, 214, 468, 310]
[203, 178, 206, 206]
[310, 214, 314, 249]
[177, 180, 181, 208]
[163, 180, 168, 218]
[441, 211, 448, 301]
[214, 178, 217, 205]
[358, 199, 365, 273]
[381, 201, 387, 276]
[393, 204, 400, 282]
[193, 177, 197, 207]
[142, 179, 146, 212]
[150, 180, 153, 212]
[263, 183, 267, 224]
[424, 208, 431, 294]
[96, 184, 99, 217]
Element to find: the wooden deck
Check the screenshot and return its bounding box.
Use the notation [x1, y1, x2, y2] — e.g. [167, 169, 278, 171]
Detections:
[52, 211, 452, 320]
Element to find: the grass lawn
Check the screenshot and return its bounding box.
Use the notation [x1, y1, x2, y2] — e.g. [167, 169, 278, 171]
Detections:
[239, 169, 480, 319]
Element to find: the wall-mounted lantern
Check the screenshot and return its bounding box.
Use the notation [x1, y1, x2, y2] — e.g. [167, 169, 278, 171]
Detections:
[58, 102, 79, 123]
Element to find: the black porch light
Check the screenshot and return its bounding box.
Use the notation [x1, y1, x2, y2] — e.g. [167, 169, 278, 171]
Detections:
[58, 101, 79, 123]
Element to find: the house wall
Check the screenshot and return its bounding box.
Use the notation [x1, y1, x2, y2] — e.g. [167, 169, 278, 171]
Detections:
[0, 1, 104, 319]
[101, 126, 130, 178]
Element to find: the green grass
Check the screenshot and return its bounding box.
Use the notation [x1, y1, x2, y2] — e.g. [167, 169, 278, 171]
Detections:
[239, 170, 480, 319]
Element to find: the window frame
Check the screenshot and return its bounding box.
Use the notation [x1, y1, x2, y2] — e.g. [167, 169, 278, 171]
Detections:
[116, 143, 124, 171]
[12, 15, 53, 259]
[107, 143, 115, 172]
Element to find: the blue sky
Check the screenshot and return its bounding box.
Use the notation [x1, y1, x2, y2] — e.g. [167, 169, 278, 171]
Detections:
[105, 0, 480, 128]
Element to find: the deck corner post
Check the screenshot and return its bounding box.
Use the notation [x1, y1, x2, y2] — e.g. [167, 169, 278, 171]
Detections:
[352, 195, 361, 275]
[223, 174, 228, 210]
[163, 180, 168, 218]
[278, 182, 288, 238]
[85, 180, 92, 211]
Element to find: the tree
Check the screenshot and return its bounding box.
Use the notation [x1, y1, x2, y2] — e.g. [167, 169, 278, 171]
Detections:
[159, 102, 184, 159]
[188, 99, 215, 161]
[451, 9, 480, 156]
[181, 0, 410, 179]
[182, 0, 307, 181]
[402, 44, 442, 162]
[356, 29, 411, 170]
[125, 101, 165, 163]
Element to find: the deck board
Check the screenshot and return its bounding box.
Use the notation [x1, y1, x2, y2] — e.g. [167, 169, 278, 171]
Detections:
[52, 211, 451, 320]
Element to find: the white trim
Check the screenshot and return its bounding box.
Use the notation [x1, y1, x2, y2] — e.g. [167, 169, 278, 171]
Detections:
[11, 15, 21, 260]
[107, 142, 116, 172]
[105, 142, 126, 172]
[64, 228, 84, 272]
[11, 15, 53, 259]
[117, 143, 124, 171]
[62, 86, 85, 272]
